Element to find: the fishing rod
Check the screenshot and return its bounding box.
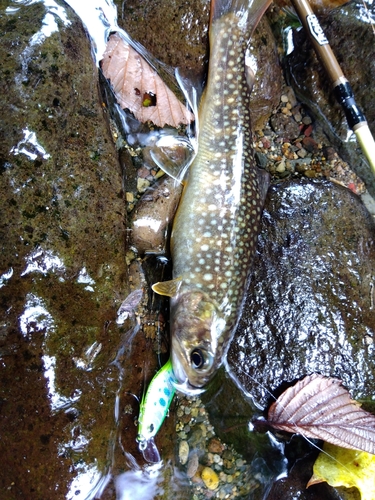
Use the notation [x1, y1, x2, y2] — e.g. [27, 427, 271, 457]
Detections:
[290, 0, 375, 178]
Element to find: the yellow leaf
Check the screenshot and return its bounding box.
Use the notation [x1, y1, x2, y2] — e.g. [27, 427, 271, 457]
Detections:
[307, 442, 375, 500]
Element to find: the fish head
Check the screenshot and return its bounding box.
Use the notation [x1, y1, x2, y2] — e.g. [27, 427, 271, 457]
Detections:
[170, 290, 227, 392]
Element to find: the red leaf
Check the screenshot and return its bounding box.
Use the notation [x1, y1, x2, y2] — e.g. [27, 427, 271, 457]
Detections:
[100, 33, 194, 128]
[267, 373, 375, 454]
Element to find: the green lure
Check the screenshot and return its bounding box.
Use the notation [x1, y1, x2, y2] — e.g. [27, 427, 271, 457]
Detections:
[136, 358, 176, 452]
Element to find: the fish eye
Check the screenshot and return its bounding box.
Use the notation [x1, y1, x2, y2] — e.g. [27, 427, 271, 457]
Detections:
[190, 348, 205, 369]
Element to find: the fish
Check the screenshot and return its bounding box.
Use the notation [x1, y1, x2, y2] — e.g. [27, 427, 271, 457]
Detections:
[152, 0, 271, 392]
[136, 358, 176, 461]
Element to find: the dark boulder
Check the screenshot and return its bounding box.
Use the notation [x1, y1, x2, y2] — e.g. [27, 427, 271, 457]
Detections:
[228, 179, 375, 409]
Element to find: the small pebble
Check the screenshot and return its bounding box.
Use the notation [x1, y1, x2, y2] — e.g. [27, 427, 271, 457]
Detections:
[303, 124, 313, 137]
[179, 440, 189, 465]
[191, 408, 199, 418]
[137, 167, 150, 178]
[275, 160, 286, 173]
[208, 437, 224, 454]
[187, 453, 200, 478]
[177, 407, 184, 418]
[304, 169, 317, 178]
[137, 177, 150, 193]
[201, 467, 220, 490]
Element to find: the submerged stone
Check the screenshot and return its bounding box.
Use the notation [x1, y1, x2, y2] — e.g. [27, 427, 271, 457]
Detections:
[228, 178, 375, 409]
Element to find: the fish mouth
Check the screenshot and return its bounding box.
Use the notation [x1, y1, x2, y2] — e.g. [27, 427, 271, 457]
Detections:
[172, 378, 206, 396]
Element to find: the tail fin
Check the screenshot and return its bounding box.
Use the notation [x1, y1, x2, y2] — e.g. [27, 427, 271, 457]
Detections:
[210, 0, 272, 34]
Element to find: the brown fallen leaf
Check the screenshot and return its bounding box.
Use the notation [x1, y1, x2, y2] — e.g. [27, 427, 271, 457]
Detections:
[267, 373, 375, 454]
[101, 33, 194, 128]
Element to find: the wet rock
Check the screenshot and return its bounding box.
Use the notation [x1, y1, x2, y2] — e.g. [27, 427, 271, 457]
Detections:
[208, 437, 225, 454]
[0, 2, 128, 497]
[285, 1, 375, 196]
[130, 175, 183, 255]
[228, 178, 375, 409]
[117, 0, 210, 79]
[249, 17, 282, 131]
[266, 451, 342, 500]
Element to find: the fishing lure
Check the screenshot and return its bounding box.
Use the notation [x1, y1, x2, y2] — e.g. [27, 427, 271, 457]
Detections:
[136, 358, 176, 460]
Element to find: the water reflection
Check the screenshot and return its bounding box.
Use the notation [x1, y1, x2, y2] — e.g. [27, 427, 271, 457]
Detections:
[43, 354, 82, 411]
[63, 0, 117, 63]
[77, 266, 96, 292]
[115, 462, 164, 500]
[10, 0, 71, 89]
[19, 292, 54, 337]
[21, 247, 65, 276]
[66, 463, 111, 500]
[0, 268, 14, 288]
[10, 127, 51, 161]
[356, 0, 375, 25]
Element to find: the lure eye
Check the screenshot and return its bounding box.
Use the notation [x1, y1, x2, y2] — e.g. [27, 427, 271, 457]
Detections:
[191, 349, 205, 369]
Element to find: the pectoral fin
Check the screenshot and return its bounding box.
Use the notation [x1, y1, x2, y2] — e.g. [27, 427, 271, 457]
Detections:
[152, 278, 182, 297]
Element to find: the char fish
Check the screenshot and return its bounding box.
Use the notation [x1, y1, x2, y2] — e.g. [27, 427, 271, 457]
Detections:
[153, 0, 271, 392]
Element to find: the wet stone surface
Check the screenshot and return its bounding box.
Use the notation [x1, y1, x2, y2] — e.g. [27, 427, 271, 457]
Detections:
[0, 1, 129, 498]
[117, 0, 210, 79]
[228, 178, 375, 409]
